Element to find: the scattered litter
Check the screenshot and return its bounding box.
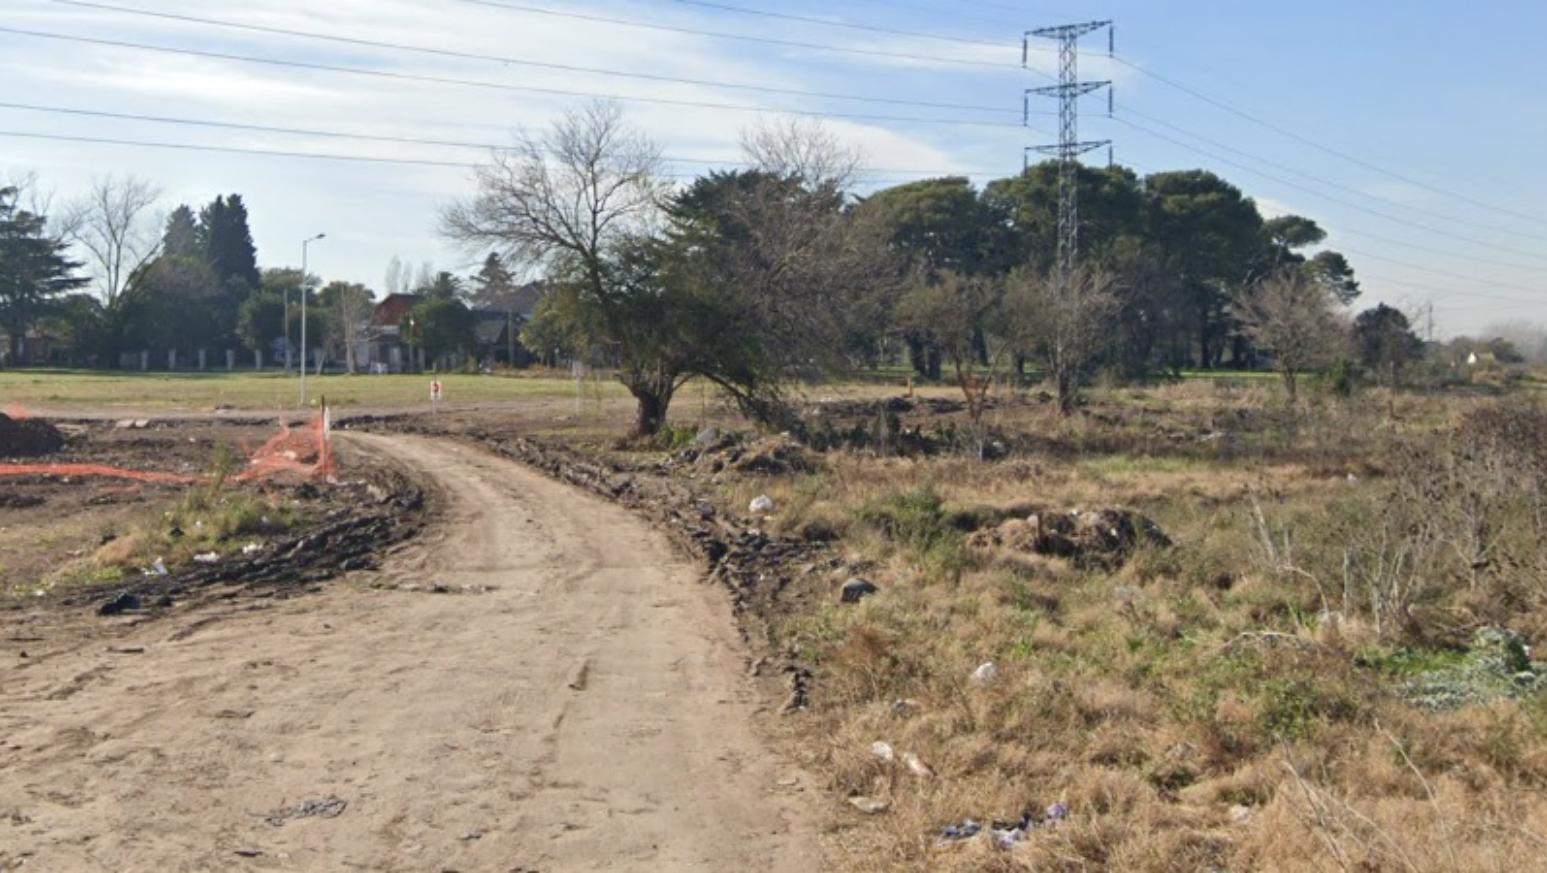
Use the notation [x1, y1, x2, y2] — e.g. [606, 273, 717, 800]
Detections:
[870, 741, 895, 764]
[904, 752, 935, 780]
[848, 796, 890, 815]
[970, 661, 998, 687]
[242, 542, 263, 556]
[144, 558, 168, 577]
[749, 495, 777, 515]
[940, 818, 981, 840]
[107, 646, 145, 655]
[262, 795, 347, 827]
[891, 698, 922, 718]
[233, 849, 263, 858]
[940, 803, 1068, 849]
[193, 552, 221, 564]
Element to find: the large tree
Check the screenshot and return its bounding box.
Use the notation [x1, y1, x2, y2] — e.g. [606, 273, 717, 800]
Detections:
[1146, 170, 1267, 369]
[442, 101, 675, 435]
[318, 281, 375, 374]
[1005, 264, 1119, 414]
[660, 167, 890, 429]
[0, 186, 86, 363]
[59, 175, 163, 308]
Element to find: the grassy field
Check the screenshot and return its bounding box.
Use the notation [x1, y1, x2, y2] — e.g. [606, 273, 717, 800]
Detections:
[0, 368, 632, 413]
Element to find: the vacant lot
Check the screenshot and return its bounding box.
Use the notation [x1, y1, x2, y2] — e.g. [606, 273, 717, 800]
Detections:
[5, 372, 1547, 872]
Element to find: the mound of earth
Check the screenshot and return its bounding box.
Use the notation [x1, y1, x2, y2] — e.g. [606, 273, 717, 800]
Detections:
[671, 431, 816, 477]
[968, 507, 1171, 568]
[0, 413, 65, 458]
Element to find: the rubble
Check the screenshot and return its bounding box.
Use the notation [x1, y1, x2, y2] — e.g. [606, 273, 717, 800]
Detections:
[968, 506, 1171, 568]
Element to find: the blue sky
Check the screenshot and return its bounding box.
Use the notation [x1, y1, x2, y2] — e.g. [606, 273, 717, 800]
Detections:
[2, 0, 1543, 336]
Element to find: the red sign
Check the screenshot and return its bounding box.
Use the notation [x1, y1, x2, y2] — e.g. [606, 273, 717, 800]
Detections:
[430, 380, 443, 402]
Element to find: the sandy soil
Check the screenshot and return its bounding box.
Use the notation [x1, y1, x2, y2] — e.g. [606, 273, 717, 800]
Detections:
[1, 433, 819, 872]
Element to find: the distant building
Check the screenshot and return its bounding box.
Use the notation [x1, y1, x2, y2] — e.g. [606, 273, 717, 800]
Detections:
[363, 293, 423, 373]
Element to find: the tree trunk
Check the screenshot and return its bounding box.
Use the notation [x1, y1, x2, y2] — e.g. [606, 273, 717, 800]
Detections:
[631, 388, 669, 437]
[1056, 367, 1076, 416]
[1283, 369, 1298, 402]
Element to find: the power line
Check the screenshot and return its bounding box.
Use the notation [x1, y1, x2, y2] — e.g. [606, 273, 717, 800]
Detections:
[0, 101, 1004, 178]
[0, 128, 979, 186]
[1110, 115, 1547, 266]
[0, 27, 1038, 131]
[442, 0, 1022, 69]
[1111, 55, 1547, 227]
[47, 0, 1026, 115]
[1113, 102, 1547, 245]
[642, 0, 1013, 49]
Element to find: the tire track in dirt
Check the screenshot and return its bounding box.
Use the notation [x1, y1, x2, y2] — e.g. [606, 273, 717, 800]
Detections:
[0, 433, 819, 872]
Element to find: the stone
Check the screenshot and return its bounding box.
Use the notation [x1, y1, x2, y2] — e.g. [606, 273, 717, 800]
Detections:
[840, 577, 879, 604]
[749, 495, 776, 515]
[970, 661, 998, 687]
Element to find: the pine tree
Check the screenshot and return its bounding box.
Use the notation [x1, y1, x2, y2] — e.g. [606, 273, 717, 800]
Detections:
[200, 194, 260, 291]
[162, 205, 202, 259]
[471, 252, 520, 364]
[0, 187, 87, 363]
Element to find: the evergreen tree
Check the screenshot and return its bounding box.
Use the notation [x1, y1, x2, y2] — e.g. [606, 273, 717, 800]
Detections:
[200, 194, 260, 291]
[0, 187, 87, 363]
[161, 205, 202, 259]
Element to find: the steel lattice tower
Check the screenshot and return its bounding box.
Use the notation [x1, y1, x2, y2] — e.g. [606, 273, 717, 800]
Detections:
[1023, 20, 1113, 287]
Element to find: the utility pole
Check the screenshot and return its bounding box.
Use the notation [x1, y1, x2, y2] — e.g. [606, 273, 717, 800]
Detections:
[1023, 20, 1114, 290]
[300, 233, 326, 407]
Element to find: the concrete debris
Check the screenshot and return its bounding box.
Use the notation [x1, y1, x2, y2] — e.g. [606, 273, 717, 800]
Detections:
[968, 507, 1171, 569]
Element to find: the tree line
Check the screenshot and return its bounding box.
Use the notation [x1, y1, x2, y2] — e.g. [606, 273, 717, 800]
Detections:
[443, 102, 1436, 437]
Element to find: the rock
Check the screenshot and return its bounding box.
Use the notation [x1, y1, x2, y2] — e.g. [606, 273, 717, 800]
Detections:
[871, 741, 895, 763]
[847, 796, 890, 815]
[693, 426, 721, 447]
[891, 698, 922, 718]
[98, 592, 142, 616]
[970, 661, 998, 687]
[193, 552, 220, 564]
[840, 577, 879, 604]
[749, 495, 777, 515]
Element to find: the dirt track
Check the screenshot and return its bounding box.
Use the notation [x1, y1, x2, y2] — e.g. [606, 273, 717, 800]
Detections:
[1, 433, 818, 872]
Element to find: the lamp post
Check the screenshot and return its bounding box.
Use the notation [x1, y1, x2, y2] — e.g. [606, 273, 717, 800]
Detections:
[300, 233, 326, 407]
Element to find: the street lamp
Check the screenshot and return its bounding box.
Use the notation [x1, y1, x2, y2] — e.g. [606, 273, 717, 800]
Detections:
[300, 233, 326, 407]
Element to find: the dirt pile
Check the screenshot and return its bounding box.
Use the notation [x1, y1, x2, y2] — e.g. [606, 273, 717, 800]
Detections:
[969, 507, 1171, 568]
[0, 413, 65, 458]
[669, 432, 816, 477]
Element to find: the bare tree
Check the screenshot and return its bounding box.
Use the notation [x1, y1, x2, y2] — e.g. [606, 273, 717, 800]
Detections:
[60, 175, 162, 305]
[383, 256, 409, 298]
[321, 281, 374, 374]
[1235, 269, 1349, 401]
[897, 271, 1007, 457]
[740, 117, 863, 190]
[1005, 265, 1119, 415]
[441, 100, 668, 432]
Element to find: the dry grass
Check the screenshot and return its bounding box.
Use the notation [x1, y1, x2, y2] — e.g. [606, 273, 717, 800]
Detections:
[696, 381, 1547, 871]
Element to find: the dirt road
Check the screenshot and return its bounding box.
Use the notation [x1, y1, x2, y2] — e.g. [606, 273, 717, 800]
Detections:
[1, 433, 819, 872]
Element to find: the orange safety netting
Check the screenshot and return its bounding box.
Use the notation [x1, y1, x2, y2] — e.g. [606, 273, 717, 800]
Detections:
[0, 409, 334, 485]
